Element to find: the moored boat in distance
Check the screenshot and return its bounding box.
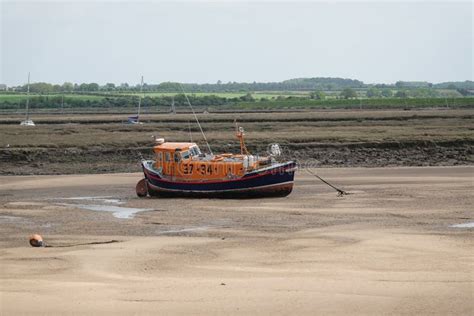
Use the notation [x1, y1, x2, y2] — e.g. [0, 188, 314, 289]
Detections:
[126, 76, 144, 125]
[20, 72, 35, 127]
[137, 126, 297, 198]
[20, 119, 35, 126]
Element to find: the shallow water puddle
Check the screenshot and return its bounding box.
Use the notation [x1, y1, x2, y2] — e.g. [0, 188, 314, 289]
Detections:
[58, 196, 124, 205]
[53, 196, 152, 219]
[63, 204, 153, 219]
[450, 222, 474, 228]
[157, 226, 211, 234]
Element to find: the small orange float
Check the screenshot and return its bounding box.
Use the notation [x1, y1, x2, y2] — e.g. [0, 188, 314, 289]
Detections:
[29, 234, 44, 247]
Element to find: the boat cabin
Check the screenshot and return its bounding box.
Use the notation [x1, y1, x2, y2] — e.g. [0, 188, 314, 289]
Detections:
[153, 141, 248, 181]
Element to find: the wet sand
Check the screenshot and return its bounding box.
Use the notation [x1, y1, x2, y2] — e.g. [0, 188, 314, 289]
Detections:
[0, 167, 473, 315]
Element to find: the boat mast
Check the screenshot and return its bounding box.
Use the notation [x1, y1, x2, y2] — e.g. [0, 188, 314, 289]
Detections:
[25, 72, 30, 121]
[235, 120, 249, 155]
[137, 75, 144, 123]
[179, 83, 212, 155]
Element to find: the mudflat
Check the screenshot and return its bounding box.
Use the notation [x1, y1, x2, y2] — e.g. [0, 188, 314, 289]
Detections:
[0, 167, 472, 315]
[1, 109, 473, 175]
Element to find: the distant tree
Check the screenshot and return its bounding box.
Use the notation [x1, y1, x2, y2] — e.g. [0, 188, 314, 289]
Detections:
[239, 93, 254, 102]
[62, 82, 74, 92]
[366, 87, 381, 98]
[381, 89, 393, 98]
[158, 82, 181, 92]
[118, 83, 129, 91]
[28, 82, 54, 93]
[87, 83, 99, 91]
[447, 84, 456, 90]
[395, 90, 408, 98]
[340, 88, 357, 99]
[310, 90, 326, 100]
[105, 83, 116, 91]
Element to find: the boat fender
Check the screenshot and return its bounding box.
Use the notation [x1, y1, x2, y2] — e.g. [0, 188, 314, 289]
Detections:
[136, 179, 148, 198]
[154, 138, 165, 144]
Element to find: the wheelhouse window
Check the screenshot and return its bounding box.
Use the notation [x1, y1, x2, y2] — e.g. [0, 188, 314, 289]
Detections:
[156, 152, 163, 162]
[181, 150, 190, 160]
[189, 146, 202, 156]
[165, 152, 171, 162]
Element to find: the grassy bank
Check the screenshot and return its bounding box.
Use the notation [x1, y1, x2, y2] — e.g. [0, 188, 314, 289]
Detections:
[1, 91, 473, 112]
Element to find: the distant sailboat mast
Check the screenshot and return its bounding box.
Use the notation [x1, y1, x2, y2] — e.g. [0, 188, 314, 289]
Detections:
[137, 75, 144, 123]
[25, 72, 30, 122]
[20, 72, 35, 126]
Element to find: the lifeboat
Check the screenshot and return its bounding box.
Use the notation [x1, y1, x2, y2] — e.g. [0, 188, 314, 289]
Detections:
[137, 126, 297, 198]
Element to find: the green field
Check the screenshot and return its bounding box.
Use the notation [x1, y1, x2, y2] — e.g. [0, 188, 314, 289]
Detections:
[98, 91, 307, 99]
[0, 88, 466, 103]
[0, 89, 323, 100]
[1, 91, 472, 113]
[0, 93, 106, 102]
[0, 92, 267, 102]
[0, 91, 310, 108]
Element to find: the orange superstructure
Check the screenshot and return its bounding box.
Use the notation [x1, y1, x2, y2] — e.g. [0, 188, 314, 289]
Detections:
[150, 127, 273, 181]
[152, 140, 262, 181]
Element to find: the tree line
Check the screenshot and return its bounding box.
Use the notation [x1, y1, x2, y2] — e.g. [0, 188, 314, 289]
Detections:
[5, 78, 473, 94]
[1, 92, 473, 110]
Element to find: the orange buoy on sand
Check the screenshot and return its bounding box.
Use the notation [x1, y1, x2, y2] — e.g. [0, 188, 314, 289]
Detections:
[29, 234, 44, 247]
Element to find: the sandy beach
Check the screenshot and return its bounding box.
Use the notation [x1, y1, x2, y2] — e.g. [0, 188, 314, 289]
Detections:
[0, 167, 473, 315]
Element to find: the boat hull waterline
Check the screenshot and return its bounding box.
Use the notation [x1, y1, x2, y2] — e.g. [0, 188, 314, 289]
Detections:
[139, 160, 297, 198]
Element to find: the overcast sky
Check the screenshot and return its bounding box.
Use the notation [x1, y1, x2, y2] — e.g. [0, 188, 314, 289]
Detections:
[1, 0, 472, 86]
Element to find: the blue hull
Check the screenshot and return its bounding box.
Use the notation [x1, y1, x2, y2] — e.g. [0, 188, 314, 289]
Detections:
[141, 161, 297, 198]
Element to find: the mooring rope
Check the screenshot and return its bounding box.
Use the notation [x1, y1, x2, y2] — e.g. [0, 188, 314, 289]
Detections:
[305, 168, 348, 197]
[44, 240, 120, 248]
